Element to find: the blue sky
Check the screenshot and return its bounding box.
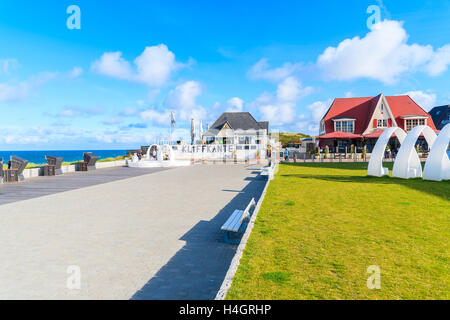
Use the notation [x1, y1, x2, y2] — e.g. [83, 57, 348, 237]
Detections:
[0, 0, 449, 150]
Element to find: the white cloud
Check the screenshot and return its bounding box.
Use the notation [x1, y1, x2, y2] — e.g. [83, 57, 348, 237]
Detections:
[119, 106, 141, 117]
[91, 51, 133, 80]
[317, 20, 434, 84]
[102, 117, 123, 125]
[254, 76, 313, 126]
[0, 71, 58, 103]
[140, 109, 170, 126]
[247, 58, 303, 82]
[0, 59, 19, 75]
[138, 81, 206, 126]
[0, 82, 29, 102]
[226, 97, 244, 112]
[306, 99, 332, 122]
[426, 44, 450, 76]
[345, 91, 354, 98]
[91, 44, 183, 87]
[134, 45, 180, 86]
[277, 76, 313, 102]
[68, 66, 83, 78]
[58, 105, 104, 118]
[164, 81, 206, 121]
[401, 90, 436, 111]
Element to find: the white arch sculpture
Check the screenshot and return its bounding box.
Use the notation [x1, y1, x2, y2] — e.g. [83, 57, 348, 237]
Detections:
[146, 144, 159, 159]
[159, 144, 174, 162]
[392, 125, 437, 179]
[423, 123, 450, 181]
[368, 127, 407, 177]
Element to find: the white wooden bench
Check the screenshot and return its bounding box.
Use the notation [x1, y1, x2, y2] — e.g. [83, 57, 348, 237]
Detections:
[261, 162, 277, 180]
[221, 198, 256, 244]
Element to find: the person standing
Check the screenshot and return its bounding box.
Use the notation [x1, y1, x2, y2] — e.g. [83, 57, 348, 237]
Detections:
[284, 149, 290, 161]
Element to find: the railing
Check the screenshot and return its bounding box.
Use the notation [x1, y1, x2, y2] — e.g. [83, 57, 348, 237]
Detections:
[170, 144, 268, 161]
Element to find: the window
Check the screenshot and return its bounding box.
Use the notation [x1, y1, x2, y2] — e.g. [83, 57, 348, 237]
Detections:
[377, 119, 388, 128]
[320, 121, 325, 133]
[335, 120, 354, 133]
[405, 118, 426, 131]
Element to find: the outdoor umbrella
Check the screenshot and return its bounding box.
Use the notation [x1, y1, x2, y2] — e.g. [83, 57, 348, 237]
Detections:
[199, 120, 203, 143]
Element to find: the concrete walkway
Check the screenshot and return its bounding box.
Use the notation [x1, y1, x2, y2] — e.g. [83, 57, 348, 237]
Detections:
[0, 166, 168, 206]
[0, 164, 266, 299]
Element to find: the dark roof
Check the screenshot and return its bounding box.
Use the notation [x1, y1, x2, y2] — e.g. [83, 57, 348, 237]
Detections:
[429, 105, 450, 130]
[205, 112, 268, 135]
[258, 121, 269, 131]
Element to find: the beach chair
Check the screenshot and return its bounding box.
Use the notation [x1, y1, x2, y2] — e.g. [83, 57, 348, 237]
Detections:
[45, 155, 63, 175]
[0, 158, 4, 183]
[9, 156, 28, 181]
[83, 152, 98, 171]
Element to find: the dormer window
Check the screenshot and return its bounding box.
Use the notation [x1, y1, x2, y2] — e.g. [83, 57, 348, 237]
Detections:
[333, 118, 355, 133]
[405, 118, 426, 131]
[401, 115, 428, 132]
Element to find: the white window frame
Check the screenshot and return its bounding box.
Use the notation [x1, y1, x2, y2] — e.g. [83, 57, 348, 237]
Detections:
[405, 118, 426, 132]
[334, 120, 355, 133]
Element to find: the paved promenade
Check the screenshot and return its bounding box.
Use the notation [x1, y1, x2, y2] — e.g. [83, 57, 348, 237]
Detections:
[0, 166, 168, 206]
[0, 164, 266, 299]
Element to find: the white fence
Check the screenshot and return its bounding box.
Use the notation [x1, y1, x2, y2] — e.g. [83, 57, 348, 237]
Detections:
[169, 144, 266, 161]
[21, 160, 127, 179]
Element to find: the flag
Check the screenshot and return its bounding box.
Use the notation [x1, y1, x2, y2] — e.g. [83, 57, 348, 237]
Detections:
[170, 111, 176, 127]
[199, 120, 203, 142]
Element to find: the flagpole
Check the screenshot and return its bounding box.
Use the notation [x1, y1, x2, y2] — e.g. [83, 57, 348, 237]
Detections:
[169, 110, 175, 145]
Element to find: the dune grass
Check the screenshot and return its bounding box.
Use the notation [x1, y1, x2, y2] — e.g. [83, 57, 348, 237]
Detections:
[226, 162, 449, 300]
[278, 132, 310, 147]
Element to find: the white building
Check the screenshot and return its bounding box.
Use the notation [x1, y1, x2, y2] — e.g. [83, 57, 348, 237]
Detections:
[202, 112, 269, 147]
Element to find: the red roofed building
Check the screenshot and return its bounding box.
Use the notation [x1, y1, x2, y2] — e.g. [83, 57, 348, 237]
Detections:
[318, 93, 437, 152]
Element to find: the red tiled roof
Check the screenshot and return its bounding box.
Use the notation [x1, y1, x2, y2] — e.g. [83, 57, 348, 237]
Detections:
[385, 95, 437, 131]
[319, 131, 363, 139]
[321, 94, 437, 135]
[363, 129, 385, 138]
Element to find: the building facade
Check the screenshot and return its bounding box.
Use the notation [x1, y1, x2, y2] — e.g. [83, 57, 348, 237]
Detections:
[202, 112, 269, 147]
[318, 93, 438, 152]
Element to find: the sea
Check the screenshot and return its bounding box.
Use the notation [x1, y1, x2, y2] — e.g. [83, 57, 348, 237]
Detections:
[0, 150, 127, 165]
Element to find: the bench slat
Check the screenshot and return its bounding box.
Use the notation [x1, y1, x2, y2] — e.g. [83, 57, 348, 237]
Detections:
[221, 210, 244, 232]
[227, 210, 244, 232]
[230, 211, 245, 232]
[221, 210, 240, 230]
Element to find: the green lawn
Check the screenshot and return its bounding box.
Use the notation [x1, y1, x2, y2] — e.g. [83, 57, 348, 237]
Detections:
[226, 163, 450, 300]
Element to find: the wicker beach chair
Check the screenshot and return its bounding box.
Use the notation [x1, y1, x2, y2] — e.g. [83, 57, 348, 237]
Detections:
[10, 156, 28, 181]
[45, 155, 63, 175]
[0, 158, 4, 182]
[83, 152, 98, 170]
